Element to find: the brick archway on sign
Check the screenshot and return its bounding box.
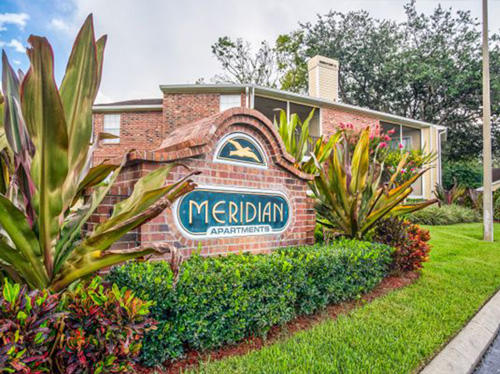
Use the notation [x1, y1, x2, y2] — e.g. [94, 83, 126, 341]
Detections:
[87, 108, 316, 258]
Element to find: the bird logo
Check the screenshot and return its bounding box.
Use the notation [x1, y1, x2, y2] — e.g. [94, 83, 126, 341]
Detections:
[227, 139, 261, 163]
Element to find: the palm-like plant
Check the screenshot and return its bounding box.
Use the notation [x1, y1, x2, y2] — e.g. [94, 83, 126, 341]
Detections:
[434, 183, 467, 205]
[274, 108, 337, 174]
[0, 16, 198, 291]
[274, 109, 313, 167]
[310, 129, 437, 239]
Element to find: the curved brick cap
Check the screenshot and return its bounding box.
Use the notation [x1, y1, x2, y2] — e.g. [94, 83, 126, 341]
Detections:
[123, 107, 313, 181]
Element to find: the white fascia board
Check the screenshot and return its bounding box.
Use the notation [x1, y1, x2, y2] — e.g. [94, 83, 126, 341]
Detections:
[159, 83, 439, 130]
[477, 180, 500, 192]
[93, 104, 163, 112]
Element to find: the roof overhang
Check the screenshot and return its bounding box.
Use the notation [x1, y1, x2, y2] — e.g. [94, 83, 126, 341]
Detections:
[93, 104, 163, 112]
[477, 180, 500, 192]
[160, 83, 439, 129]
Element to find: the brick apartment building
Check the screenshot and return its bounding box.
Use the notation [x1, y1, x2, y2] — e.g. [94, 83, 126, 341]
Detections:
[93, 55, 446, 199]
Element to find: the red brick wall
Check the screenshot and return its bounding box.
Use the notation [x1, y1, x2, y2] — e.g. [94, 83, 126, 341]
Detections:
[92, 93, 251, 163]
[91, 96, 382, 163]
[322, 107, 380, 137]
[163, 93, 221, 134]
[87, 118, 315, 258]
[92, 111, 163, 164]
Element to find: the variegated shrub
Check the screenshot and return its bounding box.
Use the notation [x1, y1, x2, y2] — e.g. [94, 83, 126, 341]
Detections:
[0, 15, 198, 291]
[0, 280, 62, 372]
[311, 129, 437, 239]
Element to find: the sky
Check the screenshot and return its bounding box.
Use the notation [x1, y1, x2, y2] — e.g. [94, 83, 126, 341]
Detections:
[0, 0, 499, 103]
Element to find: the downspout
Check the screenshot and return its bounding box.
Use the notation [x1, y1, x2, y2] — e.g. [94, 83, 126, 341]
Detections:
[430, 127, 434, 194]
[437, 128, 447, 185]
[420, 127, 425, 198]
[399, 124, 403, 153]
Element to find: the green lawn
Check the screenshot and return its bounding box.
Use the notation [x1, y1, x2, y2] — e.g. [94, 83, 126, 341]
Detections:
[189, 223, 500, 374]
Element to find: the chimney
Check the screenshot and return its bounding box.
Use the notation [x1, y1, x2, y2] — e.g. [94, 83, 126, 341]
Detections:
[308, 55, 339, 102]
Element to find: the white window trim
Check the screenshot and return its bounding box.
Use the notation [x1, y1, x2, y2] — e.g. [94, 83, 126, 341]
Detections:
[103, 114, 121, 144]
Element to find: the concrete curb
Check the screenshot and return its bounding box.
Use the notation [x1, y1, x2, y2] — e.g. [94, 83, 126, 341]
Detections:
[420, 289, 500, 374]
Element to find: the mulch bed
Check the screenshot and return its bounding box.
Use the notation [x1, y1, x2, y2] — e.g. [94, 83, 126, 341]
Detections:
[136, 271, 419, 374]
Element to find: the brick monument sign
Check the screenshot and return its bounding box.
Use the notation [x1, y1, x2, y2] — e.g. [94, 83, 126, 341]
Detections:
[87, 108, 315, 257]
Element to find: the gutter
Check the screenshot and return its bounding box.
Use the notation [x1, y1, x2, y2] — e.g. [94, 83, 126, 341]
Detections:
[160, 83, 440, 129]
[92, 104, 163, 112]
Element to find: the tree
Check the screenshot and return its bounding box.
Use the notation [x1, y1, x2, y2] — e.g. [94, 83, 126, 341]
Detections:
[210, 36, 279, 87]
[278, 1, 500, 161]
[210, 1, 500, 161]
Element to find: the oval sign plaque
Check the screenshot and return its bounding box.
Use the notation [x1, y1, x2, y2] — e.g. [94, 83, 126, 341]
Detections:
[174, 187, 291, 239]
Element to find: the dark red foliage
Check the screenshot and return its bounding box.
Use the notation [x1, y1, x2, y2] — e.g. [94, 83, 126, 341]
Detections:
[0, 278, 156, 374]
[373, 217, 432, 273]
[0, 281, 64, 373]
[55, 277, 156, 374]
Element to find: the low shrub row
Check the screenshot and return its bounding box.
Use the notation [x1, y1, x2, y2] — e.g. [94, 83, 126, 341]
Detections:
[107, 240, 393, 367]
[404, 204, 480, 225]
[0, 278, 154, 374]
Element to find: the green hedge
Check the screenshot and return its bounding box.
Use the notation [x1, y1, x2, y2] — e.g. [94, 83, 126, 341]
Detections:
[107, 240, 393, 367]
[442, 160, 483, 189]
[404, 204, 480, 225]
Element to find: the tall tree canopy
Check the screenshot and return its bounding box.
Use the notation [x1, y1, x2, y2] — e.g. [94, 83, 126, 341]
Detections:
[210, 36, 279, 87]
[209, 1, 500, 161]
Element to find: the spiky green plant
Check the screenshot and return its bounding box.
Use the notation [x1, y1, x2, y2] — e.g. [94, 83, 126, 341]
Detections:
[0, 15, 198, 291]
[310, 128, 437, 239]
[274, 109, 313, 167]
[273, 108, 338, 174]
[434, 183, 467, 205]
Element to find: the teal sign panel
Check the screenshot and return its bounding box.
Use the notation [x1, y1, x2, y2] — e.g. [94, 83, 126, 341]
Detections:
[216, 135, 265, 167]
[175, 187, 290, 238]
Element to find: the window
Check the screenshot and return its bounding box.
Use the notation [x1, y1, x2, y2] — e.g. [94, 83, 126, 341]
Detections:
[381, 123, 421, 151]
[103, 114, 120, 143]
[381, 122, 424, 197]
[253, 96, 321, 153]
[253, 96, 286, 121]
[389, 136, 411, 150]
[288, 102, 321, 137]
[220, 94, 241, 112]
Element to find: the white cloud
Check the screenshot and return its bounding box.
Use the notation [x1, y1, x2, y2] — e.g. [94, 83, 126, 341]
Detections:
[56, 0, 490, 103]
[0, 39, 25, 53]
[7, 39, 26, 53]
[95, 90, 113, 103]
[49, 18, 77, 33]
[0, 13, 29, 31]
